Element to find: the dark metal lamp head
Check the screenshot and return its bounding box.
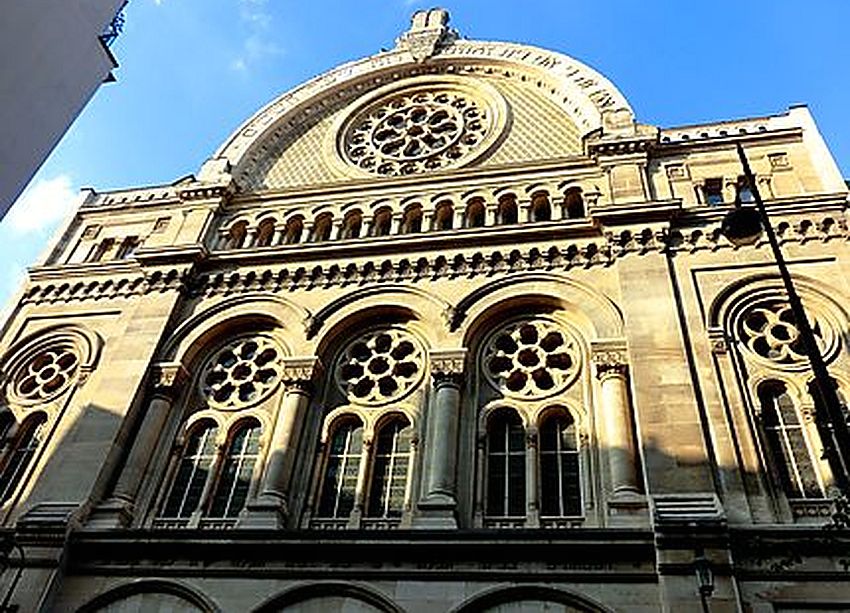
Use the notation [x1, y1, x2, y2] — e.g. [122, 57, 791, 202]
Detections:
[720, 206, 763, 247]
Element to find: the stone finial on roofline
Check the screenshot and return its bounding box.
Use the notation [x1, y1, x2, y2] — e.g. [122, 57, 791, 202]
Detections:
[396, 8, 459, 62]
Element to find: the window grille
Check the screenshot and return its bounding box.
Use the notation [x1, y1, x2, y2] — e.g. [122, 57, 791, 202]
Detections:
[208, 421, 261, 518]
[539, 413, 581, 517]
[317, 419, 363, 518]
[0, 414, 45, 504]
[486, 410, 526, 517]
[161, 421, 219, 518]
[366, 418, 412, 518]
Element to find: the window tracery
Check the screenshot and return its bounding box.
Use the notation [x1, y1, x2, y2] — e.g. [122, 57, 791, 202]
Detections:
[0, 413, 46, 504]
[483, 318, 581, 400]
[9, 344, 80, 404]
[200, 336, 282, 411]
[739, 300, 828, 366]
[335, 328, 425, 406]
[341, 84, 499, 177]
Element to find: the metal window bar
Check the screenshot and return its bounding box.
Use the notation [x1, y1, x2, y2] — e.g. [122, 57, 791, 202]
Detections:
[762, 387, 825, 498]
[317, 422, 363, 518]
[208, 423, 261, 518]
[0, 418, 45, 503]
[161, 424, 218, 518]
[367, 420, 411, 518]
[539, 415, 581, 517]
[486, 413, 526, 517]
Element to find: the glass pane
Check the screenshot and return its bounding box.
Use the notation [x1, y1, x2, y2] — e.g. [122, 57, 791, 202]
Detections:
[486, 455, 505, 516]
[508, 455, 526, 516]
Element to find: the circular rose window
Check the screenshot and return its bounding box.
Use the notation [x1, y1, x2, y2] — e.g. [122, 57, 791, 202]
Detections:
[738, 300, 833, 367]
[10, 346, 79, 404]
[200, 336, 283, 410]
[335, 328, 425, 405]
[337, 77, 507, 177]
[483, 318, 581, 399]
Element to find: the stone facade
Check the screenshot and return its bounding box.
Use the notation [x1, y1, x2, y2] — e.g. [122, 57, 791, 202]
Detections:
[0, 9, 849, 612]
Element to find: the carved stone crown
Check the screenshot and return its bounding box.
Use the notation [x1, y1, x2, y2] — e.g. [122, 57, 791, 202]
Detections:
[395, 8, 459, 62]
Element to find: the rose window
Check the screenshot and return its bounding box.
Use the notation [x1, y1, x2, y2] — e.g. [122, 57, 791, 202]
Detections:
[336, 329, 425, 405]
[339, 80, 504, 177]
[739, 301, 825, 365]
[483, 319, 581, 399]
[200, 336, 282, 410]
[12, 347, 79, 402]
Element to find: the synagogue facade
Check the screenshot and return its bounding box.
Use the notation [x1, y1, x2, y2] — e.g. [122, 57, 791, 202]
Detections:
[0, 9, 849, 612]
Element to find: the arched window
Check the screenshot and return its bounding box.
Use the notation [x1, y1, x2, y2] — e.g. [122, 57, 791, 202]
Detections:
[254, 219, 275, 247]
[496, 195, 518, 225]
[208, 419, 261, 518]
[0, 413, 46, 503]
[563, 187, 585, 219]
[229, 221, 248, 249]
[539, 411, 581, 517]
[812, 377, 850, 484]
[160, 420, 219, 518]
[529, 193, 551, 222]
[366, 417, 412, 518]
[371, 208, 393, 237]
[340, 211, 362, 240]
[464, 198, 486, 228]
[400, 205, 423, 234]
[433, 201, 454, 231]
[311, 213, 333, 243]
[317, 418, 363, 518]
[758, 382, 824, 498]
[486, 409, 526, 517]
[283, 216, 304, 245]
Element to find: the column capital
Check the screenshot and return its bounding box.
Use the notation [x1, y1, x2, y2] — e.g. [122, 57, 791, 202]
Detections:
[590, 340, 629, 380]
[430, 348, 467, 388]
[281, 356, 323, 394]
[151, 362, 188, 398]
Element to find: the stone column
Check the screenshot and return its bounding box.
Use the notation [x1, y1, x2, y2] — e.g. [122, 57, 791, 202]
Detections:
[416, 349, 465, 529]
[391, 213, 403, 235]
[246, 357, 321, 528]
[90, 362, 187, 527]
[525, 427, 540, 527]
[593, 344, 640, 499]
[272, 226, 287, 245]
[485, 204, 498, 226]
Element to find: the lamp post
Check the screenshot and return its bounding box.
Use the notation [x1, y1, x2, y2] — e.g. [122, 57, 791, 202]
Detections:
[721, 143, 850, 493]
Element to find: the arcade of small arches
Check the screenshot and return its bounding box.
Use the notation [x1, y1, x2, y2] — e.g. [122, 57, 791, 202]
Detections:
[72, 579, 612, 613]
[215, 187, 588, 251]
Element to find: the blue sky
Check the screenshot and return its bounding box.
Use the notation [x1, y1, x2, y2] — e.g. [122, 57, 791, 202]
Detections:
[2, 0, 849, 312]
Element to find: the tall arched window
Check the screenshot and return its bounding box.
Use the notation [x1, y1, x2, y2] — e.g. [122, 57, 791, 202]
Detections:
[160, 420, 219, 518]
[311, 213, 333, 243]
[529, 193, 551, 222]
[283, 216, 304, 244]
[400, 205, 423, 234]
[496, 194, 518, 225]
[317, 418, 363, 518]
[758, 381, 824, 498]
[371, 208, 393, 237]
[563, 187, 585, 219]
[254, 219, 276, 247]
[539, 411, 581, 517]
[486, 409, 526, 517]
[433, 201, 454, 231]
[366, 417, 412, 518]
[340, 211, 362, 240]
[464, 198, 486, 228]
[228, 221, 248, 249]
[208, 419, 261, 518]
[0, 413, 46, 504]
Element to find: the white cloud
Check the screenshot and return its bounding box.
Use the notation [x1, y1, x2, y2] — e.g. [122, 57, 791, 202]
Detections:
[4, 174, 80, 235]
[230, 0, 284, 72]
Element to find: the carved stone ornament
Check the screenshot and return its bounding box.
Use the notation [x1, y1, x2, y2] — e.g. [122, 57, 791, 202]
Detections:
[336, 327, 426, 406]
[337, 76, 507, 178]
[430, 349, 467, 387]
[395, 8, 459, 62]
[281, 357, 323, 393]
[737, 299, 832, 368]
[590, 340, 629, 379]
[199, 335, 283, 410]
[152, 362, 188, 397]
[8, 344, 81, 405]
[483, 318, 581, 399]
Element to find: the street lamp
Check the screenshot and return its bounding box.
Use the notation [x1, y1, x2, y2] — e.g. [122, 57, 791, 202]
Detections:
[721, 143, 850, 493]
